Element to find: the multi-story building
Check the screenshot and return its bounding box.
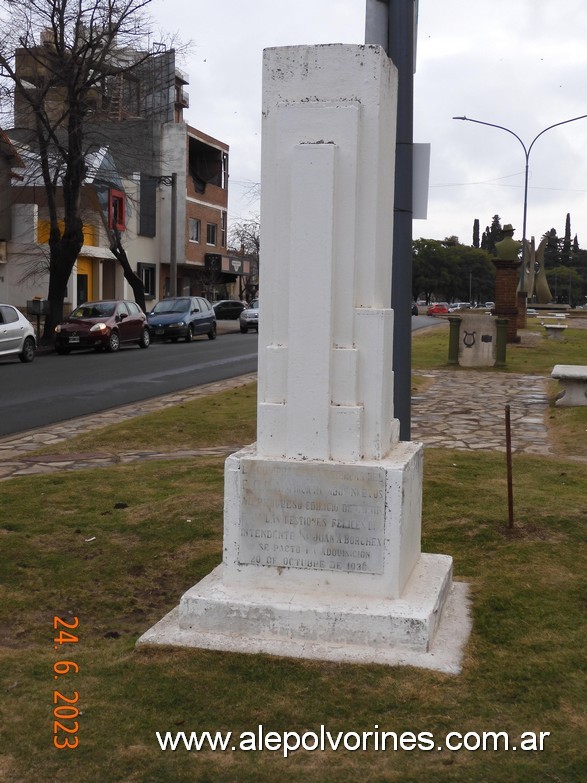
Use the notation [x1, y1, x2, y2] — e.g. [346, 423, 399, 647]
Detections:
[0, 41, 247, 312]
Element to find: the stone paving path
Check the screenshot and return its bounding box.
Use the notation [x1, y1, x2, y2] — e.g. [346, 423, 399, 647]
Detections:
[0, 368, 556, 481]
[411, 370, 551, 455]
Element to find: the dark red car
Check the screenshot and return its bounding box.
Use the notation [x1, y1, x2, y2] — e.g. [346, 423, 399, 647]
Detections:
[54, 300, 150, 354]
[426, 302, 449, 316]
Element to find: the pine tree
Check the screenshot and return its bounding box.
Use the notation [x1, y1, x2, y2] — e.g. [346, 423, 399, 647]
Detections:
[543, 228, 560, 269]
[481, 215, 503, 255]
[481, 227, 490, 252]
[562, 213, 572, 265]
[473, 219, 480, 248]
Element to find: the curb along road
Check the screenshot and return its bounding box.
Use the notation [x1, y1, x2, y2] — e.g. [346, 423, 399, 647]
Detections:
[0, 369, 556, 481]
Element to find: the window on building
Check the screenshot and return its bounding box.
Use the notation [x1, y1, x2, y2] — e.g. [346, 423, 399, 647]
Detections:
[109, 189, 126, 231]
[220, 212, 227, 247]
[138, 263, 156, 298]
[139, 175, 157, 237]
[189, 218, 201, 242]
[206, 223, 217, 246]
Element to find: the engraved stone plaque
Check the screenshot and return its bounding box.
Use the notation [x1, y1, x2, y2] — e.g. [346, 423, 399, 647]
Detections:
[239, 460, 385, 574]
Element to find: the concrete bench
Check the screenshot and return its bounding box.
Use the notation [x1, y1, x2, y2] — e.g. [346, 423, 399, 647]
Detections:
[551, 364, 587, 406]
[543, 323, 568, 341]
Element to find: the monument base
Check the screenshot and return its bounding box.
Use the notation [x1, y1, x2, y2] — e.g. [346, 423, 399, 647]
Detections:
[138, 442, 471, 673]
[137, 559, 470, 674]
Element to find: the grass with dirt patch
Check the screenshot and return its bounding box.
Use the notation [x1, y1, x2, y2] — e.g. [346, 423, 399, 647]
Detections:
[1, 447, 585, 782]
[1, 317, 586, 781]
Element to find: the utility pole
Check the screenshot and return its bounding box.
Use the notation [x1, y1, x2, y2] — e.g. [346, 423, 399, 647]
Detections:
[170, 172, 177, 297]
[157, 173, 178, 297]
[365, 1, 417, 441]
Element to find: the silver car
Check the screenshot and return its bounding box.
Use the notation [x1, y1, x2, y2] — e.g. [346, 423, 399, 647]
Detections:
[0, 304, 36, 362]
[239, 299, 259, 333]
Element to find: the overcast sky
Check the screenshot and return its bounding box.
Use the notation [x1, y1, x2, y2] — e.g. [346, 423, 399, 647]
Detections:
[151, 0, 587, 248]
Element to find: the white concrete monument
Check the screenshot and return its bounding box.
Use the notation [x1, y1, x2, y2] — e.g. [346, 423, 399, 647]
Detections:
[139, 44, 470, 672]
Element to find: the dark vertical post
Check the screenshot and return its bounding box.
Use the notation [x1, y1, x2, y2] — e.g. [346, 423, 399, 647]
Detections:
[170, 172, 178, 297]
[447, 316, 461, 365]
[388, 1, 415, 440]
[505, 404, 515, 529]
[495, 318, 508, 367]
[365, 1, 415, 439]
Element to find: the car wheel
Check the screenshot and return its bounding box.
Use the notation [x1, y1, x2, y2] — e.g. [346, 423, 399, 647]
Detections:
[185, 325, 194, 343]
[18, 337, 35, 363]
[106, 331, 120, 352]
[139, 328, 151, 348]
[207, 323, 217, 340]
[240, 326, 248, 333]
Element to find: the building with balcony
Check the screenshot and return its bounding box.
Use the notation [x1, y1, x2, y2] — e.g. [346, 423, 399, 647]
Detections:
[0, 37, 247, 313]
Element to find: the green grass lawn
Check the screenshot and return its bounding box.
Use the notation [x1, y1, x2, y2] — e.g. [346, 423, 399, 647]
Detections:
[412, 319, 587, 374]
[1, 325, 586, 781]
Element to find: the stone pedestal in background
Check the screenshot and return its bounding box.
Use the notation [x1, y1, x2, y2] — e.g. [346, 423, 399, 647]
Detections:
[457, 313, 498, 367]
[493, 224, 521, 343]
[492, 258, 521, 342]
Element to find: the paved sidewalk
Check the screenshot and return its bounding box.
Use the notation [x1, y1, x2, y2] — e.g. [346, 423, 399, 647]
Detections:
[0, 373, 257, 480]
[0, 368, 554, 481]
[411, 370, 551, 455]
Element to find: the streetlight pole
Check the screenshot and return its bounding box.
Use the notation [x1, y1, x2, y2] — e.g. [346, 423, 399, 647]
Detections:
[453, 114, 587, 296]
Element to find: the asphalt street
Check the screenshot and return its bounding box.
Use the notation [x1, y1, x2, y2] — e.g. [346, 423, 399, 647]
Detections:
[0, 315, 439, 438]
[0, 329, 258, 437]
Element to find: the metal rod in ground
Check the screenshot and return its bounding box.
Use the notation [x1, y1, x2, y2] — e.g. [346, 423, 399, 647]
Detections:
[505, 404, 515, 529]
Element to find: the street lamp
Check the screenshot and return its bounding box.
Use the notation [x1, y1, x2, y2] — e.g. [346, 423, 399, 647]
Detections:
[453, 114, 587, 296]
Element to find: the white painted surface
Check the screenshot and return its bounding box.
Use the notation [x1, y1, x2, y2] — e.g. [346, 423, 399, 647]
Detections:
[222, 442, 423, 599]
[458, 314, 497, 367]
[257, 44, 398, 462]
[552, 364, 587, 406]
[139, 44, 467, 669]
[138, 578, 470, 675]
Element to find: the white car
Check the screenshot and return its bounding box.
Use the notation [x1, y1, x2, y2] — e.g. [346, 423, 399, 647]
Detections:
[239, 299, 259, 333]
[0, 304, 36, 362]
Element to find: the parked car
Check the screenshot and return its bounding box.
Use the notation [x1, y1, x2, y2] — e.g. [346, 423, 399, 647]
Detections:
[0, 304, 36, 363]
[239, 299, 259, 333]
[212, 299, 246, 320]
[426, 302, 449, 316]
[411, 301, 419, 315]
[147, 296, 216, 342]
[54, 300, 150, 354]
[448, 302, 471, 312]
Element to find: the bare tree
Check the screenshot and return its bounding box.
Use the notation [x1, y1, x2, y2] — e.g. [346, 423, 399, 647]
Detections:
[0, 0, 155, 341]
[109, 229, 147, 313]
[229, 215, 259, 300]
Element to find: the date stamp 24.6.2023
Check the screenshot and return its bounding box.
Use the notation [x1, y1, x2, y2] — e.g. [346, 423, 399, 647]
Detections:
[52, 616, 80, 750]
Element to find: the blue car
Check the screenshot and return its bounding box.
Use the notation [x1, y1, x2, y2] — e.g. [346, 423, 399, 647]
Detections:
[147, 297, 216, 342]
